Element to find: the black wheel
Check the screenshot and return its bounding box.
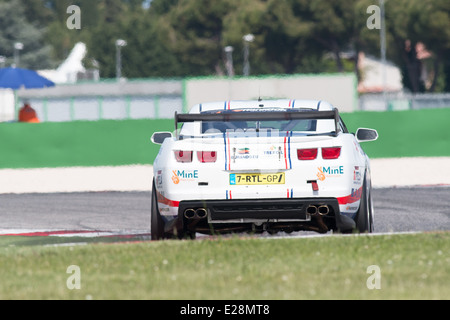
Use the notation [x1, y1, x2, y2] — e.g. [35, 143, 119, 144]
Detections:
[355, 175, 374, 233]
[151, 180, 166, 240]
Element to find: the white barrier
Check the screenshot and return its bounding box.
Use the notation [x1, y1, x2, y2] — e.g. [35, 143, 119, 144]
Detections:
[185, 73, 358, 113]
[0, 89, 15, 122]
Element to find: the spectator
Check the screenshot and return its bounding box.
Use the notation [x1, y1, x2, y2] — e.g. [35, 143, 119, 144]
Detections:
[18, 102, 40, 123]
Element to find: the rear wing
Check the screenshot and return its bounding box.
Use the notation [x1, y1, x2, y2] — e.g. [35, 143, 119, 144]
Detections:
[175, 109, 340, 137]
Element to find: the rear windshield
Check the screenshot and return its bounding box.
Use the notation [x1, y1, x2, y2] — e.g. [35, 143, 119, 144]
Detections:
[200, 109, 322, 136]
[179, 108, 338, 139]
[202, 119, 317, 134]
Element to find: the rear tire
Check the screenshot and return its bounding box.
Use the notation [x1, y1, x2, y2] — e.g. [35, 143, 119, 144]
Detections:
[151, 180, 166, 240]
[355, 175, 374, 233]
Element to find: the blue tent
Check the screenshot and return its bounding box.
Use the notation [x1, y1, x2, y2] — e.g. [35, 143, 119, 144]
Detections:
[0, 67, 55, 121]
[0, 67, 55, 90]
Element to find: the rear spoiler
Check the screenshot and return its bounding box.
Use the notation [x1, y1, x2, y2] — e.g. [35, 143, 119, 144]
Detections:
[175, 109, 340, 136]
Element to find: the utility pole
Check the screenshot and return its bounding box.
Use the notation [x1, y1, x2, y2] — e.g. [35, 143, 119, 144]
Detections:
[13, 42, 24, 68]
[224, 46, 234, 77]
[242, 34, 254, 76]
[115, 39, 127, 81]
[380, 0, 387, 109]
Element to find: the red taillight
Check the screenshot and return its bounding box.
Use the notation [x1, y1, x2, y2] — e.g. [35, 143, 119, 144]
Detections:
[322, 147, 341, 159]
[174, 150, 193, 162]
[197, 151, 217, 163]
[297, 148, 318, 160]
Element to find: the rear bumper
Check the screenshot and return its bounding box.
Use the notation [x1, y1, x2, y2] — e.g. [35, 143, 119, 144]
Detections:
[167, 197, 355, 235]
[180, 198, 337, 221]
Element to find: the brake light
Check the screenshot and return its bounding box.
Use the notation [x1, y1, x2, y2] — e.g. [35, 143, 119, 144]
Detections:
[197, 151, 217, 163]
[322, 147, 341, 159]
[174, 150, 193, 162]
[297, 148, 318, 160]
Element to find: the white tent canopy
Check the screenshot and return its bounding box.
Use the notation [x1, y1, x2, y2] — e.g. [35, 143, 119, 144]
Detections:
[38, 42, 88, 84]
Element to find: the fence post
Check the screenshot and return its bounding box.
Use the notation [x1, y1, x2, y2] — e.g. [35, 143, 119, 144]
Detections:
[70, 97, 75, 121]
[98, 96, 103, 120]
[154, 95, 160, 119]
[43, 97, 48, 122]
[126, 95, 131, 119]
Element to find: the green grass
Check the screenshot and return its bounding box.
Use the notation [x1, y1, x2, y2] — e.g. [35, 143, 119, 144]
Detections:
[0, 232, 449, 300]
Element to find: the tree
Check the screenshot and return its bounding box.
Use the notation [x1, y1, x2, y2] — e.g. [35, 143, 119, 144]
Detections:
[386, 0, 450, 92]
[0, 0, 54, 69]
[159, 0, 237, 76]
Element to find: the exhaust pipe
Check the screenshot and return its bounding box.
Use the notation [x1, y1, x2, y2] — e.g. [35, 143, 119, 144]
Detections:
[307, 205, 318, 215]
[184, 209, 196, 219]
[195, 208, 208, 219]
[318, 205, 329, 216]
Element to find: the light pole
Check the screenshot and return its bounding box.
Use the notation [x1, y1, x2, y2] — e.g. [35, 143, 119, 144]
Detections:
[224, 46, 234, 77]
[13, 42, 24, 68]
[115, 39, 127, 80]
[380, 0, 387, 108]
[242, 34, 254, 76]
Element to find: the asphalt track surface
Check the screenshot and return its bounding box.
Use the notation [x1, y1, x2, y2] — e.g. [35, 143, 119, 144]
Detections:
[0, 186, 449, 235]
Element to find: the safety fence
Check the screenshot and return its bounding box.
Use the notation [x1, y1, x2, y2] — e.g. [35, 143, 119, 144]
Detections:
[26, 95, 182, 122]
[359, 92, 450, 111]
[2, 76, 450, 123]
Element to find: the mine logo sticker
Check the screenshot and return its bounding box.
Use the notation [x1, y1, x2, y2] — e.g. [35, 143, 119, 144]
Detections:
[172, 170, 199, 184]
[317, 166, 344, 181]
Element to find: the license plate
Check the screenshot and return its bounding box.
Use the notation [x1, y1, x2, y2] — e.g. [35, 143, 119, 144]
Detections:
[229, 173, 285, 185]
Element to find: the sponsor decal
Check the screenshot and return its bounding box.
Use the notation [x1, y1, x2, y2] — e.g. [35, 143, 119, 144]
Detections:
[337, 186, 363, 205]
[231, 147, 258, 160]
[232, 154, 259, 160]
[317, 166, 344, 181]
[172, 170, 199, 184]
[353, 166, 362, 184]
[350, 187, 362, 202]
[157, 170, 163, 186]
[264, 145, 283, 155]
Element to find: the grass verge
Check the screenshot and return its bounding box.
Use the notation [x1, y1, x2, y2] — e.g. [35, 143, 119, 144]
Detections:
[0, 232, 448, 300]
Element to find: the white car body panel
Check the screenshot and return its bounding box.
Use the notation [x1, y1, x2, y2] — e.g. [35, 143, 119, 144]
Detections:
[152, 99, 377, 236]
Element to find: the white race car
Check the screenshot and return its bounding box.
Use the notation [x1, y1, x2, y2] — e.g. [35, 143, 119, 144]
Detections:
[151, 99, 378, 240]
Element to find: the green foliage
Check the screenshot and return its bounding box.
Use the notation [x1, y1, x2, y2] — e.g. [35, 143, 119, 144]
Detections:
[0, 0, 448, 91]
[0, 0, 54, 69]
